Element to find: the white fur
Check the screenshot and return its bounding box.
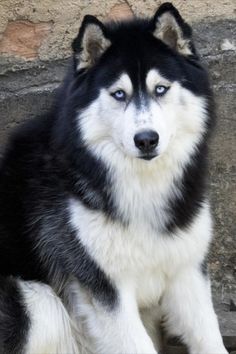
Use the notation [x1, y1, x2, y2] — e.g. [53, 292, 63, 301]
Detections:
[69, 200, 212, 307]
[162, 268, 227, 354]
[66, 280, 157, 354]
[19, 281, 79, 354]
[68, 200, 227, 353]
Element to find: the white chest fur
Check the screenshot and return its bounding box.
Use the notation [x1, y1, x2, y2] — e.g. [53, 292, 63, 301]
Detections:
[69, 198, 212, 307]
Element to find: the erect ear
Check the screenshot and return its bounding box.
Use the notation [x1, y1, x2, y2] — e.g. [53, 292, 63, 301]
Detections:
[152, 2, 196, 57]
[72, 15, 111, 71]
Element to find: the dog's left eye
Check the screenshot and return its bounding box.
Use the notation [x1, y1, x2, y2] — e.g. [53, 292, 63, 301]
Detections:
[155, 85, 169, 97]
[111, 90, 126, 102]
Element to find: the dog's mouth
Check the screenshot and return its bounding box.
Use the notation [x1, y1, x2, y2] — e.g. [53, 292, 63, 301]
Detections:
[138, 153, 158, 161]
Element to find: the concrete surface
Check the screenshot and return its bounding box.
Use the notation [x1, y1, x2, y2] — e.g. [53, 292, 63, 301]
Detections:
[194, 20, 236, 299]
[0, 2, 235, 341]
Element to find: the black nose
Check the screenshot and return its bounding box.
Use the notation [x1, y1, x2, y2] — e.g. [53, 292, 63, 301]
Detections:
[134, 131, 159, 153]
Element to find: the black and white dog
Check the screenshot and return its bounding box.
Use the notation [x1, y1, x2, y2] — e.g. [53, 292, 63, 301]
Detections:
[0, 3, 228, 353]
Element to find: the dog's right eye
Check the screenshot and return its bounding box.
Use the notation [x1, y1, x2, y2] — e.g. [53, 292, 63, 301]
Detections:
[111, 90, 126, 102]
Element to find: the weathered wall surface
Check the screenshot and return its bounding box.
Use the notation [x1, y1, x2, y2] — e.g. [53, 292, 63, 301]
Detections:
[0, 0, 235, 337]
[0, 0, 235, 62]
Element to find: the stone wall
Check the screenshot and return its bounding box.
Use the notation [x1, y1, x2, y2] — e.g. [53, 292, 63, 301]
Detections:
[0, 1, 235, 62]
[0, 0, 235, 338]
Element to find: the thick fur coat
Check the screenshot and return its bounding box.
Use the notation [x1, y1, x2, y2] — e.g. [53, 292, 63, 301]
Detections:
[0, 3, 227, 354]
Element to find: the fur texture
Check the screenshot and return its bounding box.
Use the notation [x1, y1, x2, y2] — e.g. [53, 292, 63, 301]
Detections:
[0, 3, 227, 353]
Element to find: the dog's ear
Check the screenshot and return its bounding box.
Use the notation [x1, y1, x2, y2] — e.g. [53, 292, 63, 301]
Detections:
[72, 15, 111, 71]
[152, 2, 195, 57]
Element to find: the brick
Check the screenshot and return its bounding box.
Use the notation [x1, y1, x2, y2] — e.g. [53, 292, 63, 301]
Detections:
[0, 20, 52, 60]
[107, 3, 134, 21]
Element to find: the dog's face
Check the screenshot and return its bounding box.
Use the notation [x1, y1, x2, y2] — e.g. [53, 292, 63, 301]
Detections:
[72, 4, 211, 162]
[93, 69, 175, 160]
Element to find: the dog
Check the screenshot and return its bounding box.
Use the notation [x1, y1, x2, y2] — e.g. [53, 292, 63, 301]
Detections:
[0, 3, 228, 353]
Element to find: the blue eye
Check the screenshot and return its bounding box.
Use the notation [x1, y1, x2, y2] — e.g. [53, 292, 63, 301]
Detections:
[111, 90, 126, 101]
[155, 85, 169, 96]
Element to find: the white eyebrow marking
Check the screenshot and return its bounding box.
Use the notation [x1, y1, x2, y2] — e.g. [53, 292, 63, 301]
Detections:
[146, 69, 172, 93]
[109, 73, 133, 96]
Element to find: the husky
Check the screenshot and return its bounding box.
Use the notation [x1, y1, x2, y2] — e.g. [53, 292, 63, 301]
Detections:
[0, 3, 228, 354]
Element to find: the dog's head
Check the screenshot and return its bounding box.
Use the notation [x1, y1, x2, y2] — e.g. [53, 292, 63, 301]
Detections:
[70, 3, 212, 163]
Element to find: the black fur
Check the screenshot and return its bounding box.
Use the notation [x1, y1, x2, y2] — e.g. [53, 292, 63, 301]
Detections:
[166, 139, 209, 232]
[0, 276, 30, 354]
[201, 257, 209, 277]
[0, 114, 117, 307]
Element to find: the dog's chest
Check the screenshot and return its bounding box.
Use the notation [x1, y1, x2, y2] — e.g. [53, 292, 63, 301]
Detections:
[69, 198, 209, 306]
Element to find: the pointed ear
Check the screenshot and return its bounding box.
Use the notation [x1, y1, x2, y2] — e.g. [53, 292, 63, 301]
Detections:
[152, 3, 195, 57]
[72, 15, 111, 71]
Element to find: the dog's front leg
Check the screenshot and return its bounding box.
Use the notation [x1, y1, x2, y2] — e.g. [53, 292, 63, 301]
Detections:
[83, 287, 158, 354]
[161, 267, 228, 354]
